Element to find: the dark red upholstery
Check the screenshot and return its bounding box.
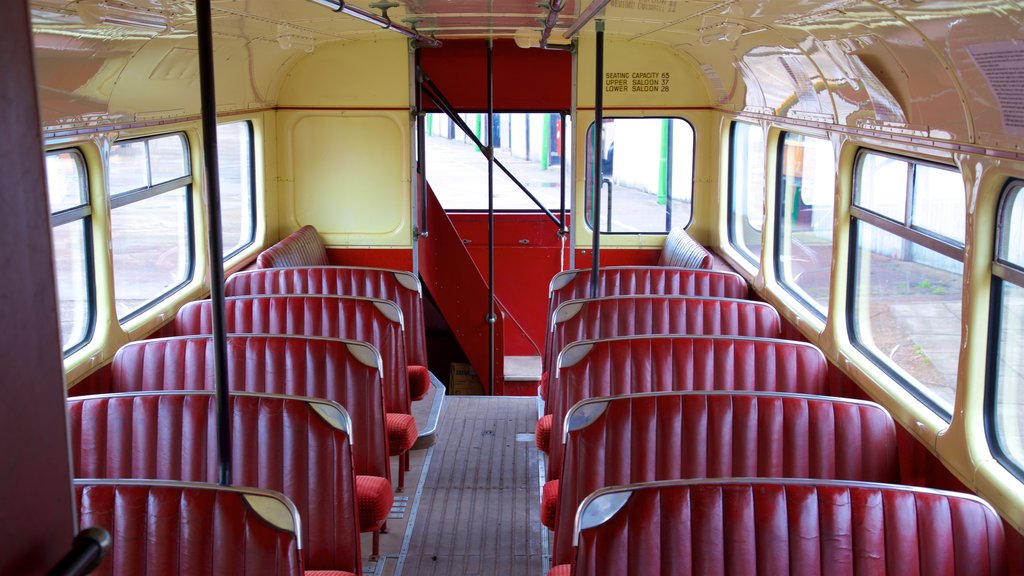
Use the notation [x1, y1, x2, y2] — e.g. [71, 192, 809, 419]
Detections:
[570, 480, 1007, 576]
[658, 228, 713, 268]
[75, 480, 307, 576]
[545, 295, 781, 393]
[68, 392, 362, 574]
[111, 335, 389, 481]
[549, 391, 900, 563]
[545, 335, 828, 481]
[224, 266, 429, 377]
[257, 225, 330, 269]
[544, 267, 749, 366]
[174, 295, 411, 417]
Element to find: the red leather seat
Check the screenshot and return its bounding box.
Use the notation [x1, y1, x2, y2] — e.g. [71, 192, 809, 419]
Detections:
[256, 225, 330, 268]
[562, 479, 1007, 576]
[174, 295, 417, 489]
[74, 480, 349, 576]
[68, 392, 362, 574]
[543, 335, 824, 481]
[547, 391, 900, 564]
[543, 267, 750, 379]
[225, 266, 431, 401]
[110, 334, 393, 553]
[543, 295, 781, 407]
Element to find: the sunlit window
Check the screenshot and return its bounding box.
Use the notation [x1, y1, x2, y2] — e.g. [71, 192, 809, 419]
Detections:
[109, 133, 194, 321]
[728, 121, 766, 266]
[775, 133, 835, 316]
[849, 150, 965, 419]
[988, 181, 1024, 478]
[46, 149, 93, 354]
[425, 112, 571, 211]
[582, 117, 694, 233]
[217, 121, 256, 259]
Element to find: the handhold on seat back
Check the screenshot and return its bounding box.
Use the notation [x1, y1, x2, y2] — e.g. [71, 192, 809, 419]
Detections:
[75, 480, 307, 576]
[571, 479, 1007, 576]
[67, 391, 361, 573]
[257, 225, 329, 268]
[550, 391, 900, 564]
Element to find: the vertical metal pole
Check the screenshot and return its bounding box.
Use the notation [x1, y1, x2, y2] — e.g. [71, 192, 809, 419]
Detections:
[665, 120, 674, 231]
[486, 39, 495, 395]
[196, 0, 231, 486]
[416, 58, 427, 240]
[590, 20, 605, 298]
[559, 111, 567, 233]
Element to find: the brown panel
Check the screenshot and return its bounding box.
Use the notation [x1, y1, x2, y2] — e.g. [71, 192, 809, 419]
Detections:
[0, 2, 76, 573]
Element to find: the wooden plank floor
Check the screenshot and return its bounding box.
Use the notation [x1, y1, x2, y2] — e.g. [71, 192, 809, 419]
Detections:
[399, 396, 544, 576]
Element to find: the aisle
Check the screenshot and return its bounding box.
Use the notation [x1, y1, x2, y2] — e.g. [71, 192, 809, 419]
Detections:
[398, 396, 545, 575]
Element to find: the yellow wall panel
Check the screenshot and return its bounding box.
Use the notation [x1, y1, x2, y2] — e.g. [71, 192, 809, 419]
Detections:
[277, 38, 410, 108]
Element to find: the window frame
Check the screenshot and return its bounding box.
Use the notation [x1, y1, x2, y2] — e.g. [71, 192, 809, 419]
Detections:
[219, 120, 258, 262]
[846, 148, 965, 421]
[772, 130, 835, 320]
[985, 179, 1024, 481]
[727, 120, 764, 267]
[109, 132, 196, 323]
[582, 115, 696, 234]
[47, 147, 96, 357]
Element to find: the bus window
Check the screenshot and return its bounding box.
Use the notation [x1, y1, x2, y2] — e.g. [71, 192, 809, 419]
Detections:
[775, 132, 835, 317]
[46, 149, 93, 355]
[425, 112, 571, 211]
[988, 181, 1024, 477]
[109, 133, 194, 321]
[583, 117, 694, 233]
[729, 121, 766, 267]
[217, 121, 256, 260]
[849, 150, 966, 419]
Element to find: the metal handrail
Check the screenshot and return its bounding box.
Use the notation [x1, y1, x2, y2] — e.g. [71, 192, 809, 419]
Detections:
[47, 527, 111, 576]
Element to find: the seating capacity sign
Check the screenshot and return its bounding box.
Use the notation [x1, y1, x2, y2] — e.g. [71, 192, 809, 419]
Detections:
[605, 72, 671, 94]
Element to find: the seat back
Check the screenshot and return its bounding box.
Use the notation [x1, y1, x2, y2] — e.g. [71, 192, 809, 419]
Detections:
[111, 334, 389, 480]
[75, 480, 305, 576]
[225, 266, 427, 367]
[256, 225, 329, 268]
[67, 391, 361, 573]
[658, 228, 713, 268]
[175, 295, 410, 415]
[545, 267, 750, 363]
[571, 479, 1007, 576]
[547, 335, 828, 480]
[552, 391, 899, 563]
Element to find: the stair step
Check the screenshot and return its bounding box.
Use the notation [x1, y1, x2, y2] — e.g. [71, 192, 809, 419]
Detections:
[504, 355, 542, 382]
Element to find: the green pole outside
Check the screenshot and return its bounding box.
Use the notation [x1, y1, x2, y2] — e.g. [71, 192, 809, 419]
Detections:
[541, 114, 551, 171]
[657, 118, 669, 205]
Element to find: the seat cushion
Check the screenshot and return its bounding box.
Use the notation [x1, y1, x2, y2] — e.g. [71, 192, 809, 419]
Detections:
[305, 572, 357, 576]
[386, 412, 418, 455]
[536, 414, 552, 453]
[541, 479, 560, 530]
[408, 365, 430, 402]
[540, 371, 549, 401]
[257, 225, 330, 268]
[547, 565, 571, 576]
[658, 228, 712, 269]
[355, 475, 395, 532]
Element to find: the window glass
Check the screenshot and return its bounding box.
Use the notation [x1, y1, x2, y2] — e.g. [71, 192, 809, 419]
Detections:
[109, 140, 149, 195]
[776, 133, 835, 314]
[109, 133, 193, 320]
[850, 150, 966, 419]
[729, 122, 765, 265]
[855, 152, 907, 222]
[46, 149, 93, 354]
[912, 164, 966, 244]
[148, 134, 189, 185]
[46, 151, 87, 212]
[217, 121, 256, 258]
[425, 112, 571, 211]
[990, 183, 1024, 476]
[582, 117, 694, 233]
